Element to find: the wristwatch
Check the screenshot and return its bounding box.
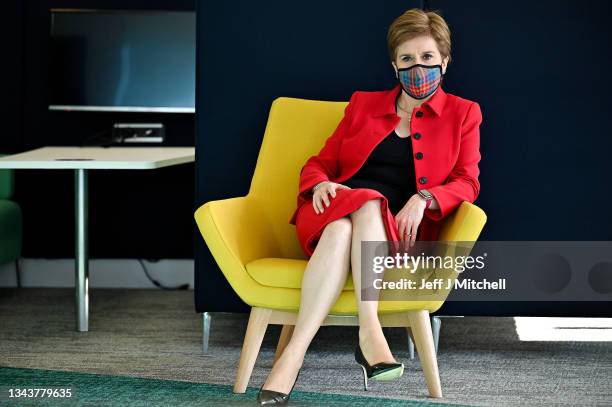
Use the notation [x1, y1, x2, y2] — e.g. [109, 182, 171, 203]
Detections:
[417, 189, 433, 209]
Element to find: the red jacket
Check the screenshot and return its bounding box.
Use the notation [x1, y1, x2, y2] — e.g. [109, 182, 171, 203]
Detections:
[289, 84, 482, 241]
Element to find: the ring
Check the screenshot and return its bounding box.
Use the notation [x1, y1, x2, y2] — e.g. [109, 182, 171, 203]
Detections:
[406, 233, 412, 237]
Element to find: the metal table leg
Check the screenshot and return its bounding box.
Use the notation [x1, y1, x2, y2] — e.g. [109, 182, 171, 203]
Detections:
[75, 169, 89, 332]
[202, 312, 211, 353]
[431, 315, 441, 353]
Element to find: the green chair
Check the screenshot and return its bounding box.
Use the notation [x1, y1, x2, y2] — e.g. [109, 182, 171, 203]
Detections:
[0, 154, 23, 285]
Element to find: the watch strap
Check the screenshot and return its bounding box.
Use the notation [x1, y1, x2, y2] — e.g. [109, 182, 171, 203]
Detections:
[418, 189, 433, 208]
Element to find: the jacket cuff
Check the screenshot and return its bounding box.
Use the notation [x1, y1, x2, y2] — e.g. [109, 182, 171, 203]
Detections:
[289, 175, 330, 225]
[299, 173, 330, 197]
[424, 186, 453, 221]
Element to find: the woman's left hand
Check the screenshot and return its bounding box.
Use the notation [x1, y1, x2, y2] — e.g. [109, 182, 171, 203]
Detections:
[395, 194, 427, 248]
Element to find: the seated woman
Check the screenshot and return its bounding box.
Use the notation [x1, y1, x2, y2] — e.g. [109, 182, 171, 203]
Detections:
[258, 7, 482, 405]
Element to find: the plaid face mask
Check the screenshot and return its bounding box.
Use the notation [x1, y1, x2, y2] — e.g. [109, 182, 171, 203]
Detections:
[397, 64, 443, 100]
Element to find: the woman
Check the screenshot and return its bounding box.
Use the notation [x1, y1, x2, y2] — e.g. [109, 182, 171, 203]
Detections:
[257, 8, 482, 405]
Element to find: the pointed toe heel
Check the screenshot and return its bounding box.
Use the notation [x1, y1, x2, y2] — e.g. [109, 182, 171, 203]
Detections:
[256, 370, 301, 405]
[354, 345, 404, 391]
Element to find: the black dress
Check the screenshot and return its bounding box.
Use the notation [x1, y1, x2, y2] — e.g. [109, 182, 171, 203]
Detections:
[342, 130, 417, 214]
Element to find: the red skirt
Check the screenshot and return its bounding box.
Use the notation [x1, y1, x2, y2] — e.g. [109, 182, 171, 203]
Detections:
[295, 188, 403, 258]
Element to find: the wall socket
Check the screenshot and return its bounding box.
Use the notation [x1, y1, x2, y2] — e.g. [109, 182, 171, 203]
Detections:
[112, 123, 165, 144]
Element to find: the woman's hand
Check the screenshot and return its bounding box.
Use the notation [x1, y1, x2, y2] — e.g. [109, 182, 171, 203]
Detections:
[395, 194, 427, 248]
[312, 181, 351, 214]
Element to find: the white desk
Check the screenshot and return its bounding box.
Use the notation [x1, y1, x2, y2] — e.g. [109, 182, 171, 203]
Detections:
[0, 147, 195, 331]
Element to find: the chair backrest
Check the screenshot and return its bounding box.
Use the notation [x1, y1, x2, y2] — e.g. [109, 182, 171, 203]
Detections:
[248, 97, 348, 259]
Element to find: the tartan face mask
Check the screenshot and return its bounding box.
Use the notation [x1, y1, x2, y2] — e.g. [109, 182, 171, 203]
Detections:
[397, 64, 443, 100]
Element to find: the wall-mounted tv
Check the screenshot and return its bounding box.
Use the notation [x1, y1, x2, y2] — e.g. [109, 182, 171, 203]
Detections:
[49, 9, 195, 113]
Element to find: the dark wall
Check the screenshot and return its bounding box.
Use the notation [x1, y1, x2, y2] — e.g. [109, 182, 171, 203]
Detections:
[194, 1, 612, 315]
[430, 0, 612, 241]
[2, 1, 25, 154]
[7, 0, 196, 259]
[428, 0, 612, 316]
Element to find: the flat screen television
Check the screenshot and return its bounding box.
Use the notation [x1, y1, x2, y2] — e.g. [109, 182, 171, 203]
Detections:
[49, 9, 196, 113]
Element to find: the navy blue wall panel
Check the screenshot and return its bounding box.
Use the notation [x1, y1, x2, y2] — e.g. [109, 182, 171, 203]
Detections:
[195, 0, 612, 315]
[428, 0, 612, 241]
[428, 0, 612, 316]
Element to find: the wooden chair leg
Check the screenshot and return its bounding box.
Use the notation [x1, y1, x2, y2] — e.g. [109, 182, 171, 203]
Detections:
[234, 307, 272, 393]
[273, 324, 294, 364]
[408, 310, 442, 398]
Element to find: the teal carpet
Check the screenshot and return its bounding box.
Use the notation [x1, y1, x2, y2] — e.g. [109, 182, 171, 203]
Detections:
[0, 366, 463, 407]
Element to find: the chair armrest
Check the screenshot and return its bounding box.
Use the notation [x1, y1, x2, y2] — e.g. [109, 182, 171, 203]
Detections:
[438, 201, 487, 242]
[194, 195, 281, 303]
[397, 202, 486, 311]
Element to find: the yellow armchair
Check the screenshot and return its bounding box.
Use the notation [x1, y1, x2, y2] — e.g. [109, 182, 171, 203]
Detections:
[194, 97, 487, 398]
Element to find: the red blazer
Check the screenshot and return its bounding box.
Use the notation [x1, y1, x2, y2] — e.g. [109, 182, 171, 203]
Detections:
[289, 84, 482, 241]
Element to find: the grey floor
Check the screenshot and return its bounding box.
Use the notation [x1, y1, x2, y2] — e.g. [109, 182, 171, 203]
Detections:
[0, 288, 610, 406]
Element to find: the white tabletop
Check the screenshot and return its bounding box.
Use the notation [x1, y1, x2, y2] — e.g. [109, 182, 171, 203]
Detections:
[0, 147, 195, 170]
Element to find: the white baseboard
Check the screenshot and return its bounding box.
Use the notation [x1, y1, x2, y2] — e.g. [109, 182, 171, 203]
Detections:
[0, 258, 194, 289]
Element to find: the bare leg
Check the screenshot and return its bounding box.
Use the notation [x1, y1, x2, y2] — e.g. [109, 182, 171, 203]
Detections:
[261, 217, 352, 394]
[350, 199, 397, 365]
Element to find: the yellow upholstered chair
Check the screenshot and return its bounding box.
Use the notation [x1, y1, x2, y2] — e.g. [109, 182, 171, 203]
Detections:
[194, 97, 487, 398]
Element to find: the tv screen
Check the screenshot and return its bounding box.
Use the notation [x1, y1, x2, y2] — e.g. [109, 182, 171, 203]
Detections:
[49, 9, 196, 113]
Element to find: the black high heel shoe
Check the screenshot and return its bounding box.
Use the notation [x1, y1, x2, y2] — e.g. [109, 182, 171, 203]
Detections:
[256, 369, 301, 405]
[354, 345, 404, 391]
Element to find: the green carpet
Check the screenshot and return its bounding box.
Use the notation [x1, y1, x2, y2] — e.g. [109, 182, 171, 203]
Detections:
[0, 366, 464, 407]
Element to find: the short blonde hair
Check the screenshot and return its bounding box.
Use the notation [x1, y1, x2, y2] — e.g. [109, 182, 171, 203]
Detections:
[387, 8, 452, 65]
